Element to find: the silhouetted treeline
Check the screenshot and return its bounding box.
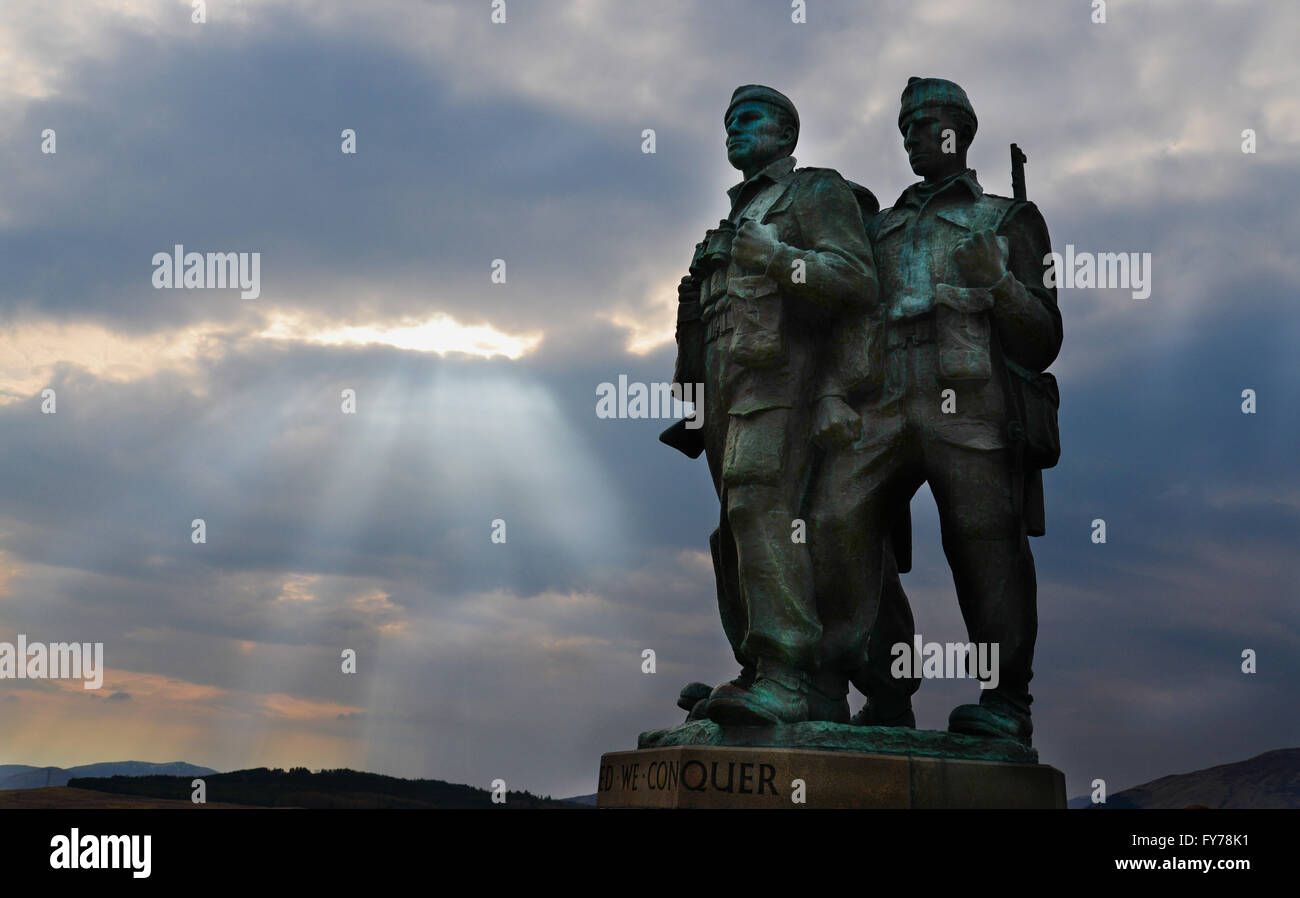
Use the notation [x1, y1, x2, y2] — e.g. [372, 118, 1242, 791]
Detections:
[67, 767, 583, 809]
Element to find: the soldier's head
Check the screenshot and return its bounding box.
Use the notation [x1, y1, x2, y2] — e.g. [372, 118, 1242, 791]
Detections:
[898, 77, 977, 183]
[725, 85, 799, 179]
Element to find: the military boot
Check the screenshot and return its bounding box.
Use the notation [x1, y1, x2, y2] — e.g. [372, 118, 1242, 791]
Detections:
[706, 660, 810, 726]
[678, 682, 712, 721]
[679, 668, 754, 721]
[850, 699, 916, 729]
[808, 670, 850, 724]
[948, 689, 1032, 744]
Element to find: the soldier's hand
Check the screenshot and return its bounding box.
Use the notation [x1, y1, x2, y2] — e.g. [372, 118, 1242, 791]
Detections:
[730, 220, 780, 273]
[953, 228, 1006, 288]
[812, 396, 862, 450]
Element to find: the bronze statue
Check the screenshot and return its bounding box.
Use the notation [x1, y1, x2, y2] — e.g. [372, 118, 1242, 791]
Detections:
[663, 79, 1061, 746]
[810, 77, 1061, 744]
[665, 85, 878, 725]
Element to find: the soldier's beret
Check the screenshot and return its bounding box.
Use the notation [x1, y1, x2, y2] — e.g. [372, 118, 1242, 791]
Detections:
[726, 85, 800, 132]
[898, 76, 977, 136]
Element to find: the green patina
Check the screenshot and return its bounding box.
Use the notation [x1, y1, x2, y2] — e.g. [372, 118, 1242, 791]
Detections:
[639, 720, 1039, 765]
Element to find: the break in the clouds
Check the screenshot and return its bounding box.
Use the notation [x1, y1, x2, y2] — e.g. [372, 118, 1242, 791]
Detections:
[0, 0, 1297, 799]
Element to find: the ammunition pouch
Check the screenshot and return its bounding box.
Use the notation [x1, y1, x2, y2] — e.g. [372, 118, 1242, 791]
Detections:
[728, 274, 784, 368]
[1006, 360, 1061, 470]
[673, 292, 705, 388]
[687, 240, 709, 283]
[934, 284, 995, 381]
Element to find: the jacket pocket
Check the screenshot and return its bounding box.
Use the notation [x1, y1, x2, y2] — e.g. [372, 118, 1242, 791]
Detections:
[934, 284, 993, 380]
[729, 274, 784, 368]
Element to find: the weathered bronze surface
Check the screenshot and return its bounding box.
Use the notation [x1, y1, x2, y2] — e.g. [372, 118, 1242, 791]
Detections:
[659, 79, 1061, 757]
[638, 720, 1038, 765]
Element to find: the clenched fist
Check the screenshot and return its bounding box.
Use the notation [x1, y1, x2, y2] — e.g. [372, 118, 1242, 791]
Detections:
[953, 228, 1006, 288]
[730, 220, 780, 273]
[813, 396, 862, 449]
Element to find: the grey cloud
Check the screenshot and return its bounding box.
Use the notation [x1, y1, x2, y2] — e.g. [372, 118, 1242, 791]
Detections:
[0, 0, 1297, 797]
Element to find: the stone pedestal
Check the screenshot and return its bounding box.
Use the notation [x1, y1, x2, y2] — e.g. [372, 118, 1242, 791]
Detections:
[597, 722, 1065, 808]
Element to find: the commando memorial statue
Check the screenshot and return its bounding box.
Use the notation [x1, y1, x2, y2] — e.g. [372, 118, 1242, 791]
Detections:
[600, 79, 1065, 808]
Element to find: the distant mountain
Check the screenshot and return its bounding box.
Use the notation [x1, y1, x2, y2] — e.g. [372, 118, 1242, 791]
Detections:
[0, 761, 216, 791]
[562, 793, 598, 806]
[1069, 748, 1300, 809]
[69, 766, 584, 809]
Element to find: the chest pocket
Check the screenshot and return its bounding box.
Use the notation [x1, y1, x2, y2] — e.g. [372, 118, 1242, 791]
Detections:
[934, 204, 1006, 239]
[934, 207, 976, 229]
[932, 207, 979, 285]
[871, 211, 909, 245]
[869, 212, 910, 278]
[726, 180, 797, 369]
[734, 177, 797, 227]
[735, 184, 784, 226]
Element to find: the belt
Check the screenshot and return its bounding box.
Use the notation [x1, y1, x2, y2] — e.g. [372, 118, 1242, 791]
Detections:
[885, 313, 937, 348]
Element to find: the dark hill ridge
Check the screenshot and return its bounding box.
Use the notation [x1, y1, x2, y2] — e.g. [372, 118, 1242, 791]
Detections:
[0, 761, 216, 791]
[0, 787, 260, 809]
[69, 766, 586, 809]
[1072, 748, 1300, 809]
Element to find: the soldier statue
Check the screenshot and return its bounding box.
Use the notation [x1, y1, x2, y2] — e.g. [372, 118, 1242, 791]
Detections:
[664, 85, 881, 725]
[810, 77, 1062, 744]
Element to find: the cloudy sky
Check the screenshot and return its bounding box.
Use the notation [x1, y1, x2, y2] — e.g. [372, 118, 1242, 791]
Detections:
[1, 0, 1296, 801]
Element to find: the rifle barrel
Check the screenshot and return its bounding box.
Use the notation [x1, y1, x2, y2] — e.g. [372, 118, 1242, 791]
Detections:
[1011, 143, 1027, 201]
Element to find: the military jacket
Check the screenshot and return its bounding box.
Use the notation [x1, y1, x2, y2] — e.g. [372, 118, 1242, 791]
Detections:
[688, 156, 877, 416]
[879, 170, 1059, 365]
[821, 169, 1059, 391]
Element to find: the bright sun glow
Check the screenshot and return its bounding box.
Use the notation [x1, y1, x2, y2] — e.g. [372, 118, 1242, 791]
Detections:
[257, 313, 543, 359]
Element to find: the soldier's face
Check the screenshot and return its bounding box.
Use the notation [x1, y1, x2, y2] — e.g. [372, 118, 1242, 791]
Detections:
[903, 106, 966, 181]
[726, 101, 793, 173]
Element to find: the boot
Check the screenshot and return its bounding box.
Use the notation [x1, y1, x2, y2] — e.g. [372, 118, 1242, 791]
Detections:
[948, 689, 1032, 744]
[706, 660, 810, 726]
[679, 668, 754, 722]
[850, 700, 916, 729]
[808, 670, 850, 724]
